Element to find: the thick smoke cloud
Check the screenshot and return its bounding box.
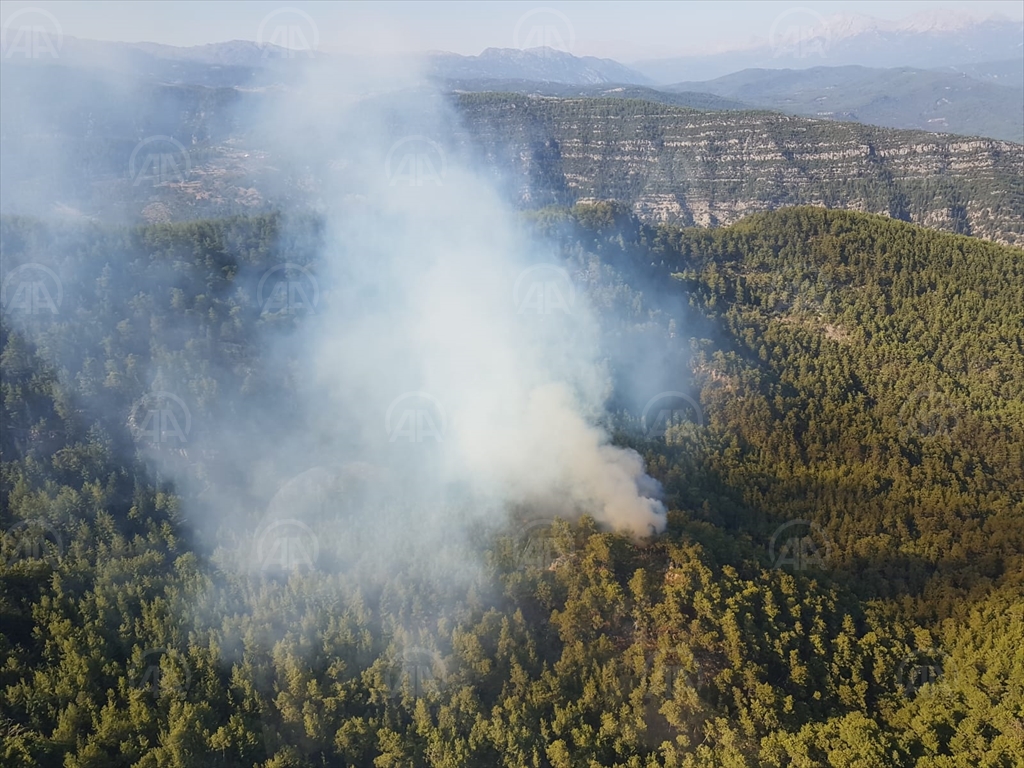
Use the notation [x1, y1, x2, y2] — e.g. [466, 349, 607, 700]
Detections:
[0, 50, 668, 596]
[224, 57, 667, 573]
[251, 58, 668, 545]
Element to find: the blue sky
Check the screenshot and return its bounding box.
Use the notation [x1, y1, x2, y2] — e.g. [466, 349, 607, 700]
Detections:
[1, 1, 1021, 60]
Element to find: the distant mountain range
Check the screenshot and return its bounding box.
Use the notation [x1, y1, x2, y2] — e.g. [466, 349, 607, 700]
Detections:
[632, 11, 1024, 82]
[8, 19, 1019, 145]
[1, 16, 1021, 232]
[29, 37, 652, 87]
[10, 11, 1022, 88]
[668, 64, 1024, 143]
[424, 47, 649, 85]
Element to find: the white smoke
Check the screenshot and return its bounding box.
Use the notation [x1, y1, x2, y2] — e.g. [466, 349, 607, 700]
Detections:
[256, 61, 667, 542]
[0, 48, 668, 589]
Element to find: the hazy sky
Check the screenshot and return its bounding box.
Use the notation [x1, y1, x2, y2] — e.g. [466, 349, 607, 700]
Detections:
[1, 0, 1022, 60]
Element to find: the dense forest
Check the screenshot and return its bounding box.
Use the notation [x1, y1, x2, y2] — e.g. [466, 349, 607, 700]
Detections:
[2, 206, 1022, 766]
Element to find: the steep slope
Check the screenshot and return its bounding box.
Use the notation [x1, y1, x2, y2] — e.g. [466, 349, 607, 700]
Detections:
[2, 63, 1021, 246]
[455, 94, 1024, 245]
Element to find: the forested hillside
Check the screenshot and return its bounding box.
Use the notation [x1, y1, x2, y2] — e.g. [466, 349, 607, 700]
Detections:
[2, 206, 1021, 766]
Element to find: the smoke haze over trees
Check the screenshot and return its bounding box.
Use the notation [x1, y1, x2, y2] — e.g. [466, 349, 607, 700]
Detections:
[1, 3, 1023, 766]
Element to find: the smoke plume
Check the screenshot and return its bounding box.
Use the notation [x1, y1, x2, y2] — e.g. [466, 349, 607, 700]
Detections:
[256, 60, 668, 545]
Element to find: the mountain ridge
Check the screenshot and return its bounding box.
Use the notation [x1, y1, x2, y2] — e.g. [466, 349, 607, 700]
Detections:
[1, 62, 1021, 245]
[36, 37, 653, 86]
[631, 13, 1024, 82]
[454, 94, 1023, 245]
[666, 64, 1024, 143]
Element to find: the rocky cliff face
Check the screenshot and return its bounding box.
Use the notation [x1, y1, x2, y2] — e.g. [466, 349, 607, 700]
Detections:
[3, 67, 1019, 246]
[454, 95, 1024, 246]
